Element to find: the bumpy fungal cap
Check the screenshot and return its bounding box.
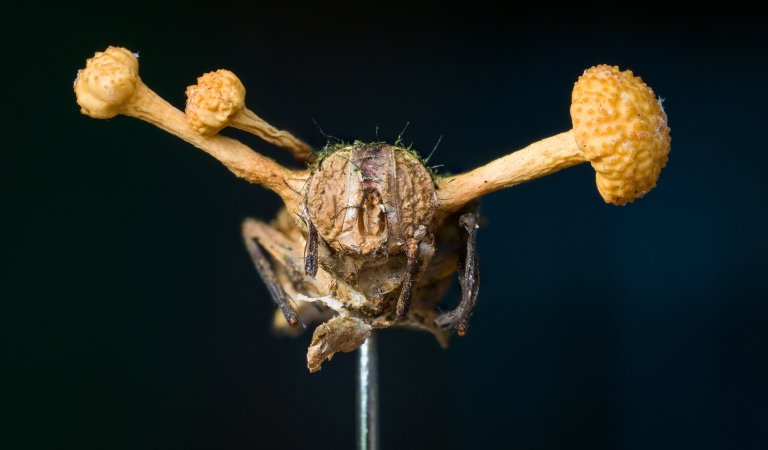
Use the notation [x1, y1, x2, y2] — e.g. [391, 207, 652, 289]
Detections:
[74, 46, 139, 119]
[185, 69, 246, 135]
[570, 65, 670, 205]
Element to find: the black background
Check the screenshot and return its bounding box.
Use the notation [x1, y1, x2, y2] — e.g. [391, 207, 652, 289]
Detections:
[6, 4, 768, 450]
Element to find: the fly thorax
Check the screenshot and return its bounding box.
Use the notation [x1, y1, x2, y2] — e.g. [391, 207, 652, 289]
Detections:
[306, 142, 437, 257]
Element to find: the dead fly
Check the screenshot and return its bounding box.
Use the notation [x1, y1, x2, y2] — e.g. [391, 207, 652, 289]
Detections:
[75, 47, 670, 372]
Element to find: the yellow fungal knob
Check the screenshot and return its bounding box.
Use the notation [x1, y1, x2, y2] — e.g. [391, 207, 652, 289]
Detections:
[570, 65, 671, 205]
[74, 46, 139, 119]
[185, 69, 246, 136]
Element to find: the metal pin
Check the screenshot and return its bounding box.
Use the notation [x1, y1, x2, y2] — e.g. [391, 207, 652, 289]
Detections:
[357, 332, 379, 450]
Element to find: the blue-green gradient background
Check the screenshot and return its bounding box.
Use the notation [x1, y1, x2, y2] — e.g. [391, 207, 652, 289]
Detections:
[6, 6, 767, 450]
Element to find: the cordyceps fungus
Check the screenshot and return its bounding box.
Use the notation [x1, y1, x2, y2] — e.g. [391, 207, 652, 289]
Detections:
[74, 46, 670, 372]
[74, 47, 307, 210]
[185, 69, 314, 161]
[437, 64, 670, 210]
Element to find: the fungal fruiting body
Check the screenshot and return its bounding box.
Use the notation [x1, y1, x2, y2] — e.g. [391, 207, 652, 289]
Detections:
[75, 46, 670, 372]
[185, 69, 246, 136]
[74, 46, 139, 119]
[571, 65, 670, 205]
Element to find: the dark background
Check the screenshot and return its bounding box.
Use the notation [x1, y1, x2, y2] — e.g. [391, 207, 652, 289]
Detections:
[6, 5, 767, 450]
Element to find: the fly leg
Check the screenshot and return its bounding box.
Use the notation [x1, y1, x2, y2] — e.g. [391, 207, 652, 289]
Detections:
[435, 212, 480, 336]
[396, 238, 421, 319]
[242, 218, 301, 327]
[304, 221, 318, 278]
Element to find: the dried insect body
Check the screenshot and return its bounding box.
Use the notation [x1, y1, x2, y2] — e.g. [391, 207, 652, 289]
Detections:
[75, 47, 671, 372]
[306, 144, 437, 317]
[244, 142, 476, 371]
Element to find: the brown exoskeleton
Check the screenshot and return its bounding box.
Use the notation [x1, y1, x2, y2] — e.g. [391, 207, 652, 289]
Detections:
[243, 142, 480, 371]
[74, 48, 670, 372]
